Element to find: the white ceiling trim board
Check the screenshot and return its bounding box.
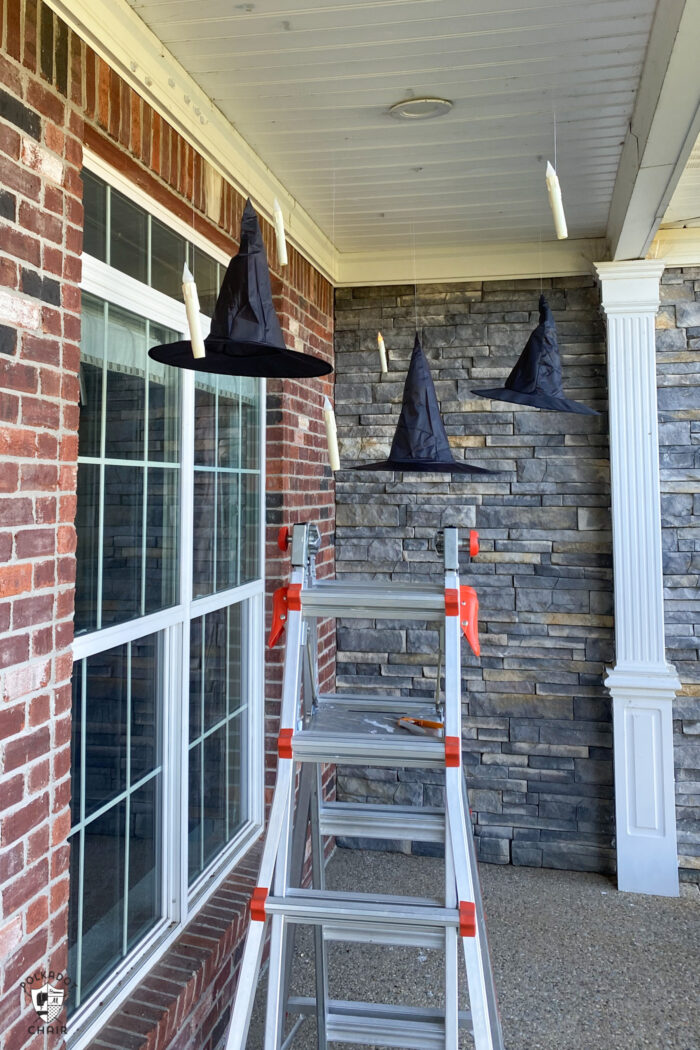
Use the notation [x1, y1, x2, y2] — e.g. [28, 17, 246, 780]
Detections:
[44, 0, 339, 283]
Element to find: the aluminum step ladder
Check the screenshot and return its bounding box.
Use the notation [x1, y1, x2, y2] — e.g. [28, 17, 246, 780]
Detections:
[224, 523, 505, 1050]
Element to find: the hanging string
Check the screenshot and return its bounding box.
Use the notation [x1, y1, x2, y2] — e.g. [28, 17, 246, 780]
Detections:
[552, 106, 557, 170]
[538, 229, 543, 295]
[411, 221, 418, 333]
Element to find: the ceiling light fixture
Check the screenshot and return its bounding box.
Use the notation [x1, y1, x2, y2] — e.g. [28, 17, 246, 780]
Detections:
[388, 96, 453, 120]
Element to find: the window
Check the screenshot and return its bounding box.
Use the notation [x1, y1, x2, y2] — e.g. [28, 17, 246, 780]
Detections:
[69, 160, 264, 1044]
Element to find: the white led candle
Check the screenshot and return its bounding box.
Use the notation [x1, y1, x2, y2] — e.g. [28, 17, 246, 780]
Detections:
[377, 331, 388, 373]
[182, 261, 206, 359]
[323, 396, 340, 472]
[273, 198, 288, 267]
[545, 161, 568, 240]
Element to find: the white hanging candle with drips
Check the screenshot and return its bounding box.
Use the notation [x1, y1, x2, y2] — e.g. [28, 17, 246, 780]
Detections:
[545, 161, 568, 240]
[182, 261, 206, 358]
[377, 332, 388, 373]
[273, 198, 288, 267]
[323, 396, 340, 471]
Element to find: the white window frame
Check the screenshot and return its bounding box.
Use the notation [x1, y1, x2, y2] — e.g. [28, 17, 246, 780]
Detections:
[68, 154, 266, 1050]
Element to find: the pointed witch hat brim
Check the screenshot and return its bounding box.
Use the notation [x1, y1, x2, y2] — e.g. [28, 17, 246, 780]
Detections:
[355, 334, 498, 475]
[472, 295, 597, 415]
[148, 199, 332, 380]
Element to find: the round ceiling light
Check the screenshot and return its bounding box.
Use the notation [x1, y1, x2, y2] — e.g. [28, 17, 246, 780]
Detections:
[388, 96, 453, 120]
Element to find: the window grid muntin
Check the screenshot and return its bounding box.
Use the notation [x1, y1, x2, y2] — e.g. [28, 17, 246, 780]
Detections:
[187, 602, 248, 883]
[69, 636, 164, 1010]
[77, 293, 181, 634]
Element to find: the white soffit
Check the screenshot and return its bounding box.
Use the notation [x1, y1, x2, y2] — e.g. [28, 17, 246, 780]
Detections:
[127, 0, 656, 260]
[663, 133, 700, 228]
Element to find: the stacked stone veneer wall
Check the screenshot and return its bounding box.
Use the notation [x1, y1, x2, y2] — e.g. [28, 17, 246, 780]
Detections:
[657, 266, 700, 885]
[333, 278, 617, 874]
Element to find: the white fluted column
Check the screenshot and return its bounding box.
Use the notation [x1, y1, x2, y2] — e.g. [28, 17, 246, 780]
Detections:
[595, 261, 680, 896]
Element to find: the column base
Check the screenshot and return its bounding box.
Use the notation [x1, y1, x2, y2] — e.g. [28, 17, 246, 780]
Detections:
[606, 664, 681, 897]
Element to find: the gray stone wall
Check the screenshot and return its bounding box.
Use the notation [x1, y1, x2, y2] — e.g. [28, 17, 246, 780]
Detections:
[657, 266, 700, 885]
[333, 277, 616, 873]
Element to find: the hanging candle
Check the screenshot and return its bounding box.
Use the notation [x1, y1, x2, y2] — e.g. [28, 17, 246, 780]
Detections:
[323, 396, 340, 471]
[182, 261, 206, 359]
[377, 332, 388, 373]
[545, 161, 567, 240]
[273, 198, 288, 267]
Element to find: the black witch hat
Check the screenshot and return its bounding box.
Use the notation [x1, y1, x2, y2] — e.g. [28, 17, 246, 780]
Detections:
[472, 295, 597, 414]
[149, 199, 332, 379]
[356, 334, 495, 474]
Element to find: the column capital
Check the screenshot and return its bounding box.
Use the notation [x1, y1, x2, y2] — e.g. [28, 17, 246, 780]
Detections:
[594, 260, 665, 315]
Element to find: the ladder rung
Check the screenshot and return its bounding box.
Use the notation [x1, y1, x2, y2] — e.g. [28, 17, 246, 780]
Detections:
[318, 692, 441, 712]
[319, 801, 445, 843]
[292, 731, 445, 768]
[265, 891, 458, 935]
[287, 999, 473, 1050]
[301, 581, 445, 620]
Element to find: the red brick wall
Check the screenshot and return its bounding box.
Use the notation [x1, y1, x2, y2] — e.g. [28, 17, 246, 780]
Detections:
[0, 3, 335, 1048]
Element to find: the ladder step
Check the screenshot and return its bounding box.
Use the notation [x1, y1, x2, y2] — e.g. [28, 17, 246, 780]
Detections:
[319, 801, 445, 843]
[265, 891, 458, 937]
[287, 998, 473, 1050]
[318, 692, 441, 712]
[292, 730, 445, 768]
[301, 580, 445, 620]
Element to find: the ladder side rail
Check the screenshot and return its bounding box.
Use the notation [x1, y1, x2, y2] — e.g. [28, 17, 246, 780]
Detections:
[444, 810, 459, 1050]
[224, 546, 307, 1050]
[443, 540, 498, 1050]
[278, 762, 315, 1041]
[461, 773, 506, 1050]
[445, 770, 497, 1050]
[223, 757, 296, 1050]
[310, 763, 329, 1048]
[264, 552, 309, 1049]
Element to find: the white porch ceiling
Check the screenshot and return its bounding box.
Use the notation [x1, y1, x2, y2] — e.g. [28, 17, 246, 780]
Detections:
[127, 0, 657, 255]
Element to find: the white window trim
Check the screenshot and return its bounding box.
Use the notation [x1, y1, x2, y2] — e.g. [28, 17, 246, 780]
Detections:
[68, 160, 266, 1050]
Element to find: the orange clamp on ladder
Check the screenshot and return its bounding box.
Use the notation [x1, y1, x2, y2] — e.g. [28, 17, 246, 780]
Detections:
[445, 585, 480, 657]
[268, 583, 302, 648]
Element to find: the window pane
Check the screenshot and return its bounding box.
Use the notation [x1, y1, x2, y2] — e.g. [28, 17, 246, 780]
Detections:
[102, 465, 143, 627]
[228, 709, 247, 833]
[130, 633, 161, 782]
[194, 381, 216, 467]
[151, 217, 186, 300]
[78, 294, 104, 459]
[240, 380, 259, 471]
[148, 326, 180, 463]
[188, 742, 202, 883]
[192, 470, 215, 599]
[188, 603, 248, 884]
[192, 247, 219, 317]
[110, 187, 147, 284]
[104, 305, 146, 461]
[81, 170, 106, 262]
[84, 645, 128, 819]
[127, 776, 161, 952]
[70, 661, 83, 823]
[145, 467, 179, 616]
[217, 376, 241, 470]
[79, 802, 126, 1003]
[241, 472, 260, 585]
[217, 472, 239, 592]
[74, 463, 100, 634]
[202, 726, 227, 868]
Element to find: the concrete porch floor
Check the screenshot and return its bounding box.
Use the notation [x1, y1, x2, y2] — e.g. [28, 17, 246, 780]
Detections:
[246, 848, 700, 1050]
